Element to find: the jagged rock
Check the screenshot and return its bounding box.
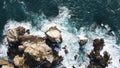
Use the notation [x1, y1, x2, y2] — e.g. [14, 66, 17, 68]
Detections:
[7, 26, 26, 44]
[6, 26, 63, 68]
[74, 54, 78, 60]
[18, 35, 46, 44]
[0, 58, 10, 65]
[72, 65, 76, 68]
[88, 38, 110, 68]
[1, 65, 14, 68]
[79, 37, 88, 46]
[7, 28, 19, 44]
[18, 45, 26, 51]
[24, 46, 43, 61]
[62, 45, 68, 54]
[13, 55, 25, 66]
[45, 26, 62, 43]
[93, 38, 105, 51]
[0, 58, 14, 68]
[15, 26, 26, 35]
[7, 46, 23, 59]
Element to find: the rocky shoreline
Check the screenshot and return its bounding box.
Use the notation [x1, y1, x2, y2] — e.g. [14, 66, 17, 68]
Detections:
[0, 26, 111, 68]
[1, 26, 63, 68]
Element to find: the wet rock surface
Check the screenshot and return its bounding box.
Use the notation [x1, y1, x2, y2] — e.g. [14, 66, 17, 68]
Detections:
[88, 38, 111, 68]
[4, 26, 63, 68]
[79, 38, 88, 46]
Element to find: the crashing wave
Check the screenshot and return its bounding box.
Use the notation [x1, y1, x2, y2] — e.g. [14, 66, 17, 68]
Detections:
[0, 6, 120, 68]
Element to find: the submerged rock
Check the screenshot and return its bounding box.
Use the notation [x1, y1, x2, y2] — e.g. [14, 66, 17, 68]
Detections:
[45, 26, 62, 43]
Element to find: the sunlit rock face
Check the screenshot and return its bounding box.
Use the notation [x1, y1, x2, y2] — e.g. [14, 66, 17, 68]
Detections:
[6, 26, 26, 45]
[13, 55, 25, 67]
[5, 26, 63, 68]
[45, 26, 62, 43]
[0, 58, 14, 68]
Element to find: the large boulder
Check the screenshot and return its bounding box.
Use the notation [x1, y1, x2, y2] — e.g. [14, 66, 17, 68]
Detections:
[24, 41, 54, 63]
[6, 26, 26, 44]
[45, 26, 62, 43]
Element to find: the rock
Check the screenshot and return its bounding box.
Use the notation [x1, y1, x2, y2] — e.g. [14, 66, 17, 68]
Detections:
[7, 26, 26, 43]
[7, 28, 19, 43]
[88, 38, 110, 68]
[24, 46, 43, 61]
[0, 58, 14, 68]
[79, 38, 88, 46]
[7, 46, 23, 59]
[13, 55, 25, 67]
[0, 58, 9, 65]
[15, 26, 26, 35]
[62, 45, 67, 49]
[79, 39, 88, 46]
[1, 65, 14, 68]
[74, 54, 78, 60]
[18, 35, 46, 44]
[93, 38, 105, 51]
[6, 26, 63, 68]
[45, 26, 62, 43]
[64, 49, 68, 54]
[25, 29, 30, 34]
[72, 65, 76, 68]
[62, 45, 68, 54]
[18, 45, 26, 51]
[23, 37, 55, 63]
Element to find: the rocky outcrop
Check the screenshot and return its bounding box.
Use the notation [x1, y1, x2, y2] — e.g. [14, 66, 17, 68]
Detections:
[45, 26, 62, 43]
[6, 26, 63, 68]
[88, 38, 110, 68]
[7, 26, 26, 44]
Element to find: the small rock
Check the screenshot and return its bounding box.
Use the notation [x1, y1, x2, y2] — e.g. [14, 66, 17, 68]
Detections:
[62, 45, 68, 54]
[79, 37, 88, 46]
[72, 65, 76, 68]
[74, 54, 78, 60]
[64, 49, 68, 54]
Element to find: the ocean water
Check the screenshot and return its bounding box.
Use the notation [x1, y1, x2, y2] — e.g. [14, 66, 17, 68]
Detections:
[0, 0, 120, 68]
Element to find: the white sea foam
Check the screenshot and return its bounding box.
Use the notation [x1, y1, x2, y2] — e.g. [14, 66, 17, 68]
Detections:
[1, 6, 120, 68]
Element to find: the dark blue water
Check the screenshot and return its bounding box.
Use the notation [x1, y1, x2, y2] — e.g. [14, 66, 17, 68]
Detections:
[0, 0, 120, 67]
[0, 0, 120, 43]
